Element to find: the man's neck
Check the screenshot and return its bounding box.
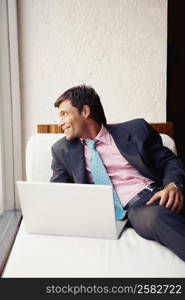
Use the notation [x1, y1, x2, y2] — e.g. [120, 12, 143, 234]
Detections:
[80, 122, 102, 140]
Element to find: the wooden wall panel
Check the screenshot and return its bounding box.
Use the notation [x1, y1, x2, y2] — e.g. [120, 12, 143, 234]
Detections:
[37, 122, 174, 138]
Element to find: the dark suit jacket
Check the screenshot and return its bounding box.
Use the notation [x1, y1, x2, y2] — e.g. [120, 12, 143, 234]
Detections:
[50, 118, 185, 190]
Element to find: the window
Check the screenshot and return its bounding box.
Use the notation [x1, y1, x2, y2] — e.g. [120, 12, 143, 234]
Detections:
[0, 136, 4, 215]
[0, 0, 22, 275]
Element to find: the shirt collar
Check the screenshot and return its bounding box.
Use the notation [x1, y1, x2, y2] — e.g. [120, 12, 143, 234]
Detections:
[80, 125, 111, 145]
[95, 125, 111, 144]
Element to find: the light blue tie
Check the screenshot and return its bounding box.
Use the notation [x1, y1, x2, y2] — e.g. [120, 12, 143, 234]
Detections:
[84, 139, 126, 220]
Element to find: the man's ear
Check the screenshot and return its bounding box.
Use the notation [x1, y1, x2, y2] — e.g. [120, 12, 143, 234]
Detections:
[81, 105, 91, 119]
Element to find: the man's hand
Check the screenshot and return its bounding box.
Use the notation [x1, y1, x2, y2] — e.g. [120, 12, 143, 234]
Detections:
[146, 184, 184, 213]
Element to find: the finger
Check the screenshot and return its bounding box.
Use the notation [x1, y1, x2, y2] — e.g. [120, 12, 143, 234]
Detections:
[176, 193, 184, 213]
[164, 191, 175, 209]
[159, 192, 169, 206]
[171, 192, 180, 212]
[146, 192, 160, 205]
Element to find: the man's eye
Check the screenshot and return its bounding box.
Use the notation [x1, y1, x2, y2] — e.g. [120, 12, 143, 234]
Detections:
[60, 112, 67, 117]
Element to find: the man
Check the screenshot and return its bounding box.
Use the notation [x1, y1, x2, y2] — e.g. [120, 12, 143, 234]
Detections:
[50, 84, 185, 262]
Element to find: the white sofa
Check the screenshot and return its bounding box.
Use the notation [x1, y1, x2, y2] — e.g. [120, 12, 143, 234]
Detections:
[3, 133, 185, 277]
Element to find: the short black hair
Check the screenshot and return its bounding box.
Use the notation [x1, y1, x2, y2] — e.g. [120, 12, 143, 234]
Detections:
[54, 84, 107, 126]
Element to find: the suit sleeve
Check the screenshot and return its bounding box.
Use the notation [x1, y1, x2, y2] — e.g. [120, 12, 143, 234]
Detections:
[142, 119, 185, 188]
[50, 146, 74, 183]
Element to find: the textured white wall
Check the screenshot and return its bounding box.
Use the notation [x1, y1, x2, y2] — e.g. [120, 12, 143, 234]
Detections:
[18, 0, 167, 148]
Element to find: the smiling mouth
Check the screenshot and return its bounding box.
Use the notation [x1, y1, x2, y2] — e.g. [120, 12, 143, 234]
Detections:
[64, 126, 71, 133]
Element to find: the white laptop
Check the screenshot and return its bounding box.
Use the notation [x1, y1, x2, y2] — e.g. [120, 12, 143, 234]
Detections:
[16, 181, 128, 239]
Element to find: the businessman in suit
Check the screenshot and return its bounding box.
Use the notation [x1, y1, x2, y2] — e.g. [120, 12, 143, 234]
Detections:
[51, 84, 185, 262]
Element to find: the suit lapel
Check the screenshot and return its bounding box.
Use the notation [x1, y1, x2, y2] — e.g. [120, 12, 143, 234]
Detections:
[107, 125, 157, 181]
[66, 139, 88, 183]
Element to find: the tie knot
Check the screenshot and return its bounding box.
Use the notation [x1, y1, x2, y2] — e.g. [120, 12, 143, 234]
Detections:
[84, 139, 98, 150]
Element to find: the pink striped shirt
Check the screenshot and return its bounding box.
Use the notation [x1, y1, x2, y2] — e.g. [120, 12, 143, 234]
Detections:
[82, 125, 154, 207]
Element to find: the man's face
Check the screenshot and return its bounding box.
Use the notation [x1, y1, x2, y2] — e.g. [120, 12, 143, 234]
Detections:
[58, 100, 87, 140]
